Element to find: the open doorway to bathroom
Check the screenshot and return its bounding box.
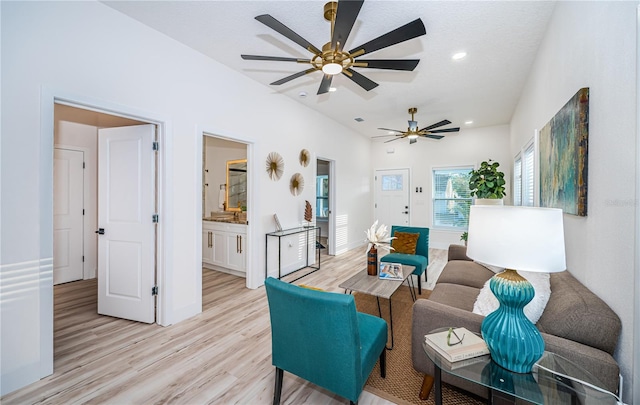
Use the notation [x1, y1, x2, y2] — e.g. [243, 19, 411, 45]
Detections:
[316, 157, 336, 256]
[201, 135, 249, 283]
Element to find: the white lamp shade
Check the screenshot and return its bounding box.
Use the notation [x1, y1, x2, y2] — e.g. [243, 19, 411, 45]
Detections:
[466, 206, 566, 273]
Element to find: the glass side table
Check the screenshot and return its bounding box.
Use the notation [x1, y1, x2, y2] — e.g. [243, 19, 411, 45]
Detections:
[423, 328, 618, 405]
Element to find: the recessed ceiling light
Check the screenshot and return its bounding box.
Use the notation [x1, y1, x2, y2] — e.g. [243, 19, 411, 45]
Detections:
[354, 117, 364, 122]
[298, 91, 307, 98]
[452, 52, 467, 61]
[328, 87, 337, 92]
[465, 120, 474, 125]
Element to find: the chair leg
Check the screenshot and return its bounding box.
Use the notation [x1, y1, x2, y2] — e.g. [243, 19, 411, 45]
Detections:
[417, 274, 422, 295]
[273, 367, 283, 405]
[379, 348, 387, 378]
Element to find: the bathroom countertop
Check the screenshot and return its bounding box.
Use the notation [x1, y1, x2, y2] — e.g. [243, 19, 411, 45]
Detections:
[203, 215, 247, 225]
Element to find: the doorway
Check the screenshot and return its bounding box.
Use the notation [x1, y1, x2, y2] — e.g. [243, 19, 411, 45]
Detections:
[374, 168, 411, 227]
[53, 103, 159, 324]
[316, 158, 336, 256]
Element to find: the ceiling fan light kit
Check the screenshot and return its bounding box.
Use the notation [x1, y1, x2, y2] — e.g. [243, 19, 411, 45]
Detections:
[241, 0, 426, 95]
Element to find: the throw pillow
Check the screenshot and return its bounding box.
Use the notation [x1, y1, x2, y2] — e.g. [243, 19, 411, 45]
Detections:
[391, 232, 420, 254]
[472, 271, 551, 324]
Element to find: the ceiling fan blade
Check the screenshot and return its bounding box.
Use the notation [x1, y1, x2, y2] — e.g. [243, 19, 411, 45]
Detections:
[420, 119, 451, 131]
[270, 68, 316, 85]
[429, 127, 460, 133]
[409, 138, 418, 144]
[241, 55, 307, 62]
[372, 134, 400, 139]
[377, 127, 405, 133]
[317, 74, 334, 95]
[348, 18, 426, 56]
[331, 0, 364, 51]
[255, 14, 321, 54]
[384, 137, 405, 143]
[422, 134, 445, 140]
[354, 59, 420, 71]
[343, 68, 378, 91]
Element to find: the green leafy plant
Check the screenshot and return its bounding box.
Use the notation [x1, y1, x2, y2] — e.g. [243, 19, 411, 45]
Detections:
[460, 232, 468, 242]
[469, 160, 506, 199]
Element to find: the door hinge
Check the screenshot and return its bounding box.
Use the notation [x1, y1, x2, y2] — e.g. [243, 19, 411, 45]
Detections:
[152, 141, 159, 151]
[83, 209, 85, 215]
[152, 214, 159, 223]
[83, 162, 86, 169]
[375, 203, 377, 208]
[152, 286, 159, 296]
[82, 256, 85, 262]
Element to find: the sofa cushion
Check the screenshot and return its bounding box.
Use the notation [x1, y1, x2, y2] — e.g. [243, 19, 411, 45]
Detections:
[536, 271, 621, 355]
[436, 260, 494, 289]
[428, 283, 480, 312]
[391, 231, 420, 254]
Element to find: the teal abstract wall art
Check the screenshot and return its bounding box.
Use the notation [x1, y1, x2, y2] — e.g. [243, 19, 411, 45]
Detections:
[539, 88, 589, 216]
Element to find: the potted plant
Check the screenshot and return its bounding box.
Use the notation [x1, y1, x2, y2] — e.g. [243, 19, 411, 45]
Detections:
[460, 232, 468, 246]
[469, 160, 506, 204]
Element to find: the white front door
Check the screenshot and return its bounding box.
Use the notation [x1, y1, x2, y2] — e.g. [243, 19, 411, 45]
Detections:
[374, 169, 410, 227]
[97, 124, 156, 323]
[53, 148, 84, 285]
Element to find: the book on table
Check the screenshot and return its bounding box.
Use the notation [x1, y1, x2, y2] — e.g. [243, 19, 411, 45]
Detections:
[424, 327, 490, 362]
[378, 262, 403, 280]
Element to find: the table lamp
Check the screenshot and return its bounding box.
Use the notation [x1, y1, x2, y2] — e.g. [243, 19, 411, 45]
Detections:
[466, 206, 566, 373]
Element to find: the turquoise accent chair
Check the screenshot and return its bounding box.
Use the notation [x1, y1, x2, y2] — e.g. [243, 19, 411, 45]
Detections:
[264, 277, 387, 405]
[380, 226, 429, 295]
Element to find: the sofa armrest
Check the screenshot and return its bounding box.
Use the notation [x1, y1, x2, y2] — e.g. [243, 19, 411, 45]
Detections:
[411, 299, 489, 398]
[540, 332, 620, 396]
[448, 244, 472, 262]
[411, 299, 485, 372]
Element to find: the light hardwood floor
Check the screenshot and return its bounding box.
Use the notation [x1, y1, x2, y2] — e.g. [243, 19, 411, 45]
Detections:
[1, 247, 447, 405]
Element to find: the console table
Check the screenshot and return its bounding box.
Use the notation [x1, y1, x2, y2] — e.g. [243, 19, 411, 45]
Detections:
[423, 327, 618, 405]
[265, 226, 321, 282]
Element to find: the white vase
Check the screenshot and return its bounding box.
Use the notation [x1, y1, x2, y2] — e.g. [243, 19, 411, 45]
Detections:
[475, 198, 504, 206]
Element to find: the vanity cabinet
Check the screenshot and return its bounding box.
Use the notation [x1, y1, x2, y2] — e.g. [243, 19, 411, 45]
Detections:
[202, 221, 246, 274]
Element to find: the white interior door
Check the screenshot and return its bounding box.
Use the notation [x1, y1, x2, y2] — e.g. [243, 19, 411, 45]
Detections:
[53, 148, 84, 285]
[97, 124, 156, 323]
[375, 169, 410, 227]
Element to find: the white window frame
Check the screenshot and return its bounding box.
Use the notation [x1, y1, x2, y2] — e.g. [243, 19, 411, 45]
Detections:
[432, 165, 474, 230]
[513, 134, 538, 207]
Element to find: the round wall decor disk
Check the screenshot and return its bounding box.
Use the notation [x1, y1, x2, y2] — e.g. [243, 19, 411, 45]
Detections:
[290, 173, 304, 196]
[266, 152, 284, 181]
[299, 149, 310, 167]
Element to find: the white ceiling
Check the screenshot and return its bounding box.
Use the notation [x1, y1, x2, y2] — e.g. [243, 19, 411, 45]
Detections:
[103, 1, 556, 140]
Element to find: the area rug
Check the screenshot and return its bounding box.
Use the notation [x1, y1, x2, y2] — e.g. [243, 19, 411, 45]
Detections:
[355, 285, 484, 405]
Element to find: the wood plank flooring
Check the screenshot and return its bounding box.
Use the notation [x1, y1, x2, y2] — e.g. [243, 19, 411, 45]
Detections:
[1, 247, 447, 405]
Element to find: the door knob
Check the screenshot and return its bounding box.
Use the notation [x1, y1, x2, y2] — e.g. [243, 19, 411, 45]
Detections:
[95, 228, 105, 235]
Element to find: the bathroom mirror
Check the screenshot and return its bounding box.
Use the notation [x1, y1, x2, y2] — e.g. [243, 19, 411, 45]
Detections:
[226, 159, 247, 212]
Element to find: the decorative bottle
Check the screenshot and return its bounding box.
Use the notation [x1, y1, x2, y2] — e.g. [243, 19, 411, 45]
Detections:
[367, 245, 378, 276]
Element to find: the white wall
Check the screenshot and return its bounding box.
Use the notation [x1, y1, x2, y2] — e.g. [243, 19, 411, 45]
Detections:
[510, 2, 637, 402]
[370, 125, 511, 249]
[0, 0, 373, 395]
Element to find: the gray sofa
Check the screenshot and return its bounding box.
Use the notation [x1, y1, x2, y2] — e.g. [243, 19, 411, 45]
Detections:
[412, 244, 621, 398]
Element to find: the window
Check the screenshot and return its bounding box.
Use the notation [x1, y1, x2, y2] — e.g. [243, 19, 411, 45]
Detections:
[316, 175, 329, 218]
[432, 167, 473, 229]
[522, 142, 535, 206]
[381, 174, 403, 191]
[513, 155, 522, 205]
[513, 140, 536, 206]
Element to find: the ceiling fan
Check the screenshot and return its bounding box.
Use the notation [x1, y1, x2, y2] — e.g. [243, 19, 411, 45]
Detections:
[241, 0, 426, 95]
[374, 107, 460, 144]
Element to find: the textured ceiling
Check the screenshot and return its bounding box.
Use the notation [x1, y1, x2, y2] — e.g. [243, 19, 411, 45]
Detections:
[103, 1, 556, 140]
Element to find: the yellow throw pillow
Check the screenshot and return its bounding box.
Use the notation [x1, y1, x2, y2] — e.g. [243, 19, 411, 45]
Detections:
[391, 232, 420, 254]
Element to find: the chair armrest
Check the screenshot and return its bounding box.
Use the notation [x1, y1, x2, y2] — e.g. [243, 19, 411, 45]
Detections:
[448, 244, 473, 262]
[540, 332, 620, 396]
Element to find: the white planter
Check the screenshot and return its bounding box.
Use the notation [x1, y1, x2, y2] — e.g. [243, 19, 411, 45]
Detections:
[475, 198, 504, 206]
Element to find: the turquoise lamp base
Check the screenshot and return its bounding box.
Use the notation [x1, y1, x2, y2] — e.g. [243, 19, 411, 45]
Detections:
[481, 269, 545, 373]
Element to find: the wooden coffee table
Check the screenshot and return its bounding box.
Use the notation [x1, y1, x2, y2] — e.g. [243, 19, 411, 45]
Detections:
[339, 265, 415, 349]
